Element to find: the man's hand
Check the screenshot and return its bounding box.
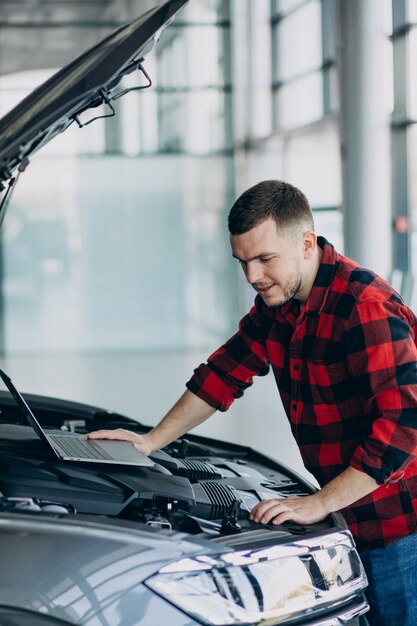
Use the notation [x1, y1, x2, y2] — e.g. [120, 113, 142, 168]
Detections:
[250, 494, 329, 526]
[250, 466, 379, 526]
[87, 429, 153, 456]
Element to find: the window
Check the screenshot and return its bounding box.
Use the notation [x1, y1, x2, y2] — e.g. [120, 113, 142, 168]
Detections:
[271, 0, 337, 130]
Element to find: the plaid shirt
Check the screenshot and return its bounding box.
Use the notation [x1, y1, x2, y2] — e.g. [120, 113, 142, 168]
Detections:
[186, 237, 417, 550]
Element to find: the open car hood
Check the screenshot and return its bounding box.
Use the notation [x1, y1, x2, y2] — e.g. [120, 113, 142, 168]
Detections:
[0, 0, 187, 193]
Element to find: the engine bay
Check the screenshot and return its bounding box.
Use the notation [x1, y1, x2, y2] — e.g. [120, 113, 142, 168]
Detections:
[0, 391, 339, 544]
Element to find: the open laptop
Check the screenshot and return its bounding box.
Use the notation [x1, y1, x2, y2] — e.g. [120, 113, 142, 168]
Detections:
[0, 369, 154, 467]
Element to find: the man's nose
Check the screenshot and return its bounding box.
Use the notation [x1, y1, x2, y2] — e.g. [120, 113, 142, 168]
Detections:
[245, 262, 263, 284]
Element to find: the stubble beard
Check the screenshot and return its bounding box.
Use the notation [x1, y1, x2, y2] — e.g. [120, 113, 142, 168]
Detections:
[262, 274, 303, 308]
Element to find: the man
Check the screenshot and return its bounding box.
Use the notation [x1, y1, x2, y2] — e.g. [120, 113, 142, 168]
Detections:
[89, 180, 417, 624]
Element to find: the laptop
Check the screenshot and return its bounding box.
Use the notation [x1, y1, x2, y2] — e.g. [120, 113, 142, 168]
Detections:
[0, 369, 154, 467]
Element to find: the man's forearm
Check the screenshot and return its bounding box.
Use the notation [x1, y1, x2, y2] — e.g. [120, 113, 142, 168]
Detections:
[315, 465, 378, 513]
[87, 389, 216, 454]
[146, 390, 216, 453]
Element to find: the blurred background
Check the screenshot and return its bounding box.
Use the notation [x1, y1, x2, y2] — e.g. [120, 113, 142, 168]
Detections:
[0, 0, 414, 481]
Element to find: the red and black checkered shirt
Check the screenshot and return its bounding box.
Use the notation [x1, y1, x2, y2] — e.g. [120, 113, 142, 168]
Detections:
[186, 237, 417, 550]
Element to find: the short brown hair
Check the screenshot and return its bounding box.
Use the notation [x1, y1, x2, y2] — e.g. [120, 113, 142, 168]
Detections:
[228, 180, 314, 237]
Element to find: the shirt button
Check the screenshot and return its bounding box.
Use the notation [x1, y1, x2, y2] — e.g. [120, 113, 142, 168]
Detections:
[293, 364, 300, 371]
[291, 404, 297, 412]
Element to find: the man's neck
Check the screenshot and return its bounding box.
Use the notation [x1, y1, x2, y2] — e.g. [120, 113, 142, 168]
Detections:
[298, 245, 323, 304]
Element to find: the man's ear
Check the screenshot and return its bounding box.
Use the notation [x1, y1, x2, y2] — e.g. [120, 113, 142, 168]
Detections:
[303, 231, 317, 259]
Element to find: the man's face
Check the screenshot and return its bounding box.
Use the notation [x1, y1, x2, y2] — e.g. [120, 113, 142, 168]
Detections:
[230, 217, 309, 307]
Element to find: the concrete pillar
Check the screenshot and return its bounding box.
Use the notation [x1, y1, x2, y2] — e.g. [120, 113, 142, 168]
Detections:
[338, 0, 392, 278]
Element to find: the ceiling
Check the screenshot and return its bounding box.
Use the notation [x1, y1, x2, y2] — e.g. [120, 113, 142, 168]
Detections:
[0, 0, 158, 75]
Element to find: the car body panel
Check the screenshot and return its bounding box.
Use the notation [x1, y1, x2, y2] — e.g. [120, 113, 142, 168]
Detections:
[0, 514, 218, 626]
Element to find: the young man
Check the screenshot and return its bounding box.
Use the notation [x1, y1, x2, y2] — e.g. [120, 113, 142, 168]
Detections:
[89, 180, 417, 624]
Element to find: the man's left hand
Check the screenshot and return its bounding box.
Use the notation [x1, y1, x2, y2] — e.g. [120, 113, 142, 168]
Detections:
[250, 466, 380, 526]
[250, 494, 329, 526]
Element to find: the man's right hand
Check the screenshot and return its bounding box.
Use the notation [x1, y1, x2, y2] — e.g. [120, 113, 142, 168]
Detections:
[87, 429, 154, 456]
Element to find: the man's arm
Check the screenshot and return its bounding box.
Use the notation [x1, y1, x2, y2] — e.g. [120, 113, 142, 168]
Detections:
[87, 390, 216, 455]
[250, 466, 378, 525]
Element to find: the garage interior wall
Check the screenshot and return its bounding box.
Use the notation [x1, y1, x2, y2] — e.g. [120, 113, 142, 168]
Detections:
[0, 0, 415, 481]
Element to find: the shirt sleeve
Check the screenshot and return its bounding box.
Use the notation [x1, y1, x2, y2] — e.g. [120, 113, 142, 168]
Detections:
[343, 297, 417, 485]
[186, 296, 270, 411]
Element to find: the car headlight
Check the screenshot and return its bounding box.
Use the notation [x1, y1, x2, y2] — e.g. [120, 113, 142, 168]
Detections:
[145, 530, 368, 625]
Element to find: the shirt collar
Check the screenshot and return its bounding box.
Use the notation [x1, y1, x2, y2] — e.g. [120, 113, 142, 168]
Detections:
[303, 236, 338, 315]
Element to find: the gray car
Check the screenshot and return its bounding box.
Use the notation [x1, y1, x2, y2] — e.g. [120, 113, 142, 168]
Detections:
[0, 2, 369, 625]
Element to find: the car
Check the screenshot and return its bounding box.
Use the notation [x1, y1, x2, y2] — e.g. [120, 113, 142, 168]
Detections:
[0, 1, 369, 625]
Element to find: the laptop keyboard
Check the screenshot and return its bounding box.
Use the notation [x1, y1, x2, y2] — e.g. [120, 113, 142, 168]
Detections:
[49, 434, 113, 460]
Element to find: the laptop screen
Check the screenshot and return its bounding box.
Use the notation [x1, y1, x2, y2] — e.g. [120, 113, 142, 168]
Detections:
[0, 369, 52, 447]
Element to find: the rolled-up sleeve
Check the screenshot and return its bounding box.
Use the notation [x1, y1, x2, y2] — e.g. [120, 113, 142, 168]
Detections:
[186, 296, 270, 411]
[344, 297, 417, 484]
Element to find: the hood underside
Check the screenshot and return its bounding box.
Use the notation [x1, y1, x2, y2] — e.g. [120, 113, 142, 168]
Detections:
[0, 0, 187, 190]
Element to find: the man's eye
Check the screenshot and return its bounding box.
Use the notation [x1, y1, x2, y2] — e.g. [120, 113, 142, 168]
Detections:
[260, 257, 272, 263]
